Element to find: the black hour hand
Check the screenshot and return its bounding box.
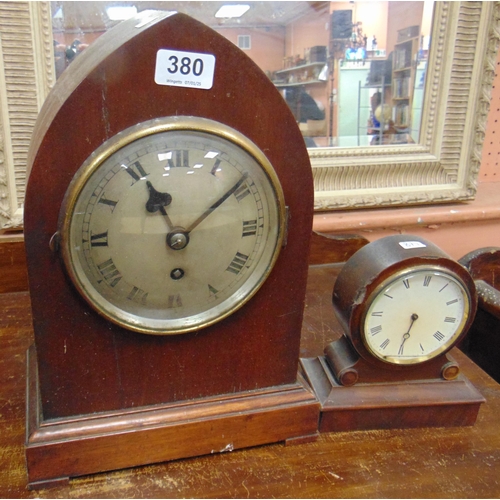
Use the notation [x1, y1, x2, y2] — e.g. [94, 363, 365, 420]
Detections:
[146, 181, 172, 213]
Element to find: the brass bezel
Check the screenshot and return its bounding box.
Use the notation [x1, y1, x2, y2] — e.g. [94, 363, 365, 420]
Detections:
[59, 116, 286, 335]
[360, 265, 472, 365]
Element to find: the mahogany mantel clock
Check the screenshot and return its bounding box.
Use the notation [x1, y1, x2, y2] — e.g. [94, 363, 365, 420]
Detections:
[301, 235, 485, 432]
[24, 12, 318, 488]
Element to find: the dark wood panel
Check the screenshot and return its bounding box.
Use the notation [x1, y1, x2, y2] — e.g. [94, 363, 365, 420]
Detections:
[0, 235, 28, 293]
[308, 231, 369, 265]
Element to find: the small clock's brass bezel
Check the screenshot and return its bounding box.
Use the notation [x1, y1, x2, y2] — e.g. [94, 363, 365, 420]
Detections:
[360, 265, 472, 365]
[59, 116, 286, 335]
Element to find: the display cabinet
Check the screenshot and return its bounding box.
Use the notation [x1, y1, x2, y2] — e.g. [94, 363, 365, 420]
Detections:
[392, 34, 419, 130]
[272, 61, 327, 88]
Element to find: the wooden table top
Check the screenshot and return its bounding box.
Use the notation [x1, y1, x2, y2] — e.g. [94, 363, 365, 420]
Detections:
[2, 263, 500, 498]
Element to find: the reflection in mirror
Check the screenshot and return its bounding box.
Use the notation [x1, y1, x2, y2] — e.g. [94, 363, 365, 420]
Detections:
[51, 1, 433, 149]
[333, 2, 433, 148]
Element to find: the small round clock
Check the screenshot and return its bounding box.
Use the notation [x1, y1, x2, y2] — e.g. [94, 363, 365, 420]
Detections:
[332, 235, 477, 372]
[58, 116, 286, 335]
[363, 266, 471, 365]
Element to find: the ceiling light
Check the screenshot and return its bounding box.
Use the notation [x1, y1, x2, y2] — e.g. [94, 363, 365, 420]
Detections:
[215, 4, 250, 19]
[106, 6, 138, 21]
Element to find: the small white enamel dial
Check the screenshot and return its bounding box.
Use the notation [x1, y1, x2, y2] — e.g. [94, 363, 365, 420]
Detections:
[362, 267, 471, 365]
[59, 117, 285, 335]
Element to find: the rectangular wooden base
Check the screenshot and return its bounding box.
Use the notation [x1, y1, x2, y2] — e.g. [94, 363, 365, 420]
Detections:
[26, 347, 320, 489]
[300, 357, 485, 433]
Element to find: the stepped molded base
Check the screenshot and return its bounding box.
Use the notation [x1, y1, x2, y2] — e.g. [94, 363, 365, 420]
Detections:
[26, 346, 320, 489]
[300, 356, 484, 433]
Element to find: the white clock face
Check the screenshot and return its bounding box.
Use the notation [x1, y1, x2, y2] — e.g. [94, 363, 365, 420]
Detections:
[363, 267, 471, 364]
[60, 118, 285, 335]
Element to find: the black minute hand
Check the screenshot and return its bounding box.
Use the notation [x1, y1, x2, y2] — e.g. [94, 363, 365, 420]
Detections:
[398, 313, 419, 355]
[185, 173, 249, 233]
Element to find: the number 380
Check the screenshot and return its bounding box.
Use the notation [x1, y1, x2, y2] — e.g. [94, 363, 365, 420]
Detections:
[167, 55, 204, 77]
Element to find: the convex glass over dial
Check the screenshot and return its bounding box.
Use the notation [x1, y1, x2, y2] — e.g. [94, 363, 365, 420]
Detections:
[59, 117, 285, 334]
[363, 266, 472, 365]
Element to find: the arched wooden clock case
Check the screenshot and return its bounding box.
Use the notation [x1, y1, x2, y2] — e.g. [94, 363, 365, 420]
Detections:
[24, 12, 318, 488]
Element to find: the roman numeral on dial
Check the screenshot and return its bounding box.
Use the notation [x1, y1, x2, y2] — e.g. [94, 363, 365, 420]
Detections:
[98, 195, 118, 211]
[168, 150, 189, 168]
[124, 161, 149, 184]
[97, 258, 122, 287]
[210, 158, 221, 176]
[127, 286, 148, 305]
[167, 294, 183, 308]
[433, 331, 445, 341]
[242, 220, 258, 237]
[90, 231, 109, 247]
[227, 252, 249, 274]
[234, 183, 251, 202]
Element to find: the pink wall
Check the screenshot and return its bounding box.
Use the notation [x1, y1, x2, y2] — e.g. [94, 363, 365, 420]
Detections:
[283, 9, 331, 133]
[387, 2, 424, 54]
[330, 2, 388, 50]
[478, 51, 500, 182]
[213, 26, 286, 75]
[285, 9, 330, 60]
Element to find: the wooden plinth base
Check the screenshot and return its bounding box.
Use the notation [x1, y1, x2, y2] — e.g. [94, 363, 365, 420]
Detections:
[26, 347, 320, 489]
[300, 356, 485, 433]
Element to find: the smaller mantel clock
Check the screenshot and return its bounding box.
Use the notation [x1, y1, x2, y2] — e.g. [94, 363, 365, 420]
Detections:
[301, 235, 485, 432]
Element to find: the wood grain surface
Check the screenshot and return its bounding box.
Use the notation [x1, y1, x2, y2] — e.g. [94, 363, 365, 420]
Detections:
[2, 264, 500, 497]
[24, 12, 314, 420]
[0, 235, 27, 294]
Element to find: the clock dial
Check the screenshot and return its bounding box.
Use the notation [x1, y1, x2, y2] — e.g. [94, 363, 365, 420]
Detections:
[59, 117, 285, 334]
[363, 267, 471, 365]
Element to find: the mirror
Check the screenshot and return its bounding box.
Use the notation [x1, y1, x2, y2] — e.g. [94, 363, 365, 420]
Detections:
[51, 1, 432, 148]
[312, 1, 498, 210]
[0, 1, 497, 232]
[47, 1, 500, 210]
